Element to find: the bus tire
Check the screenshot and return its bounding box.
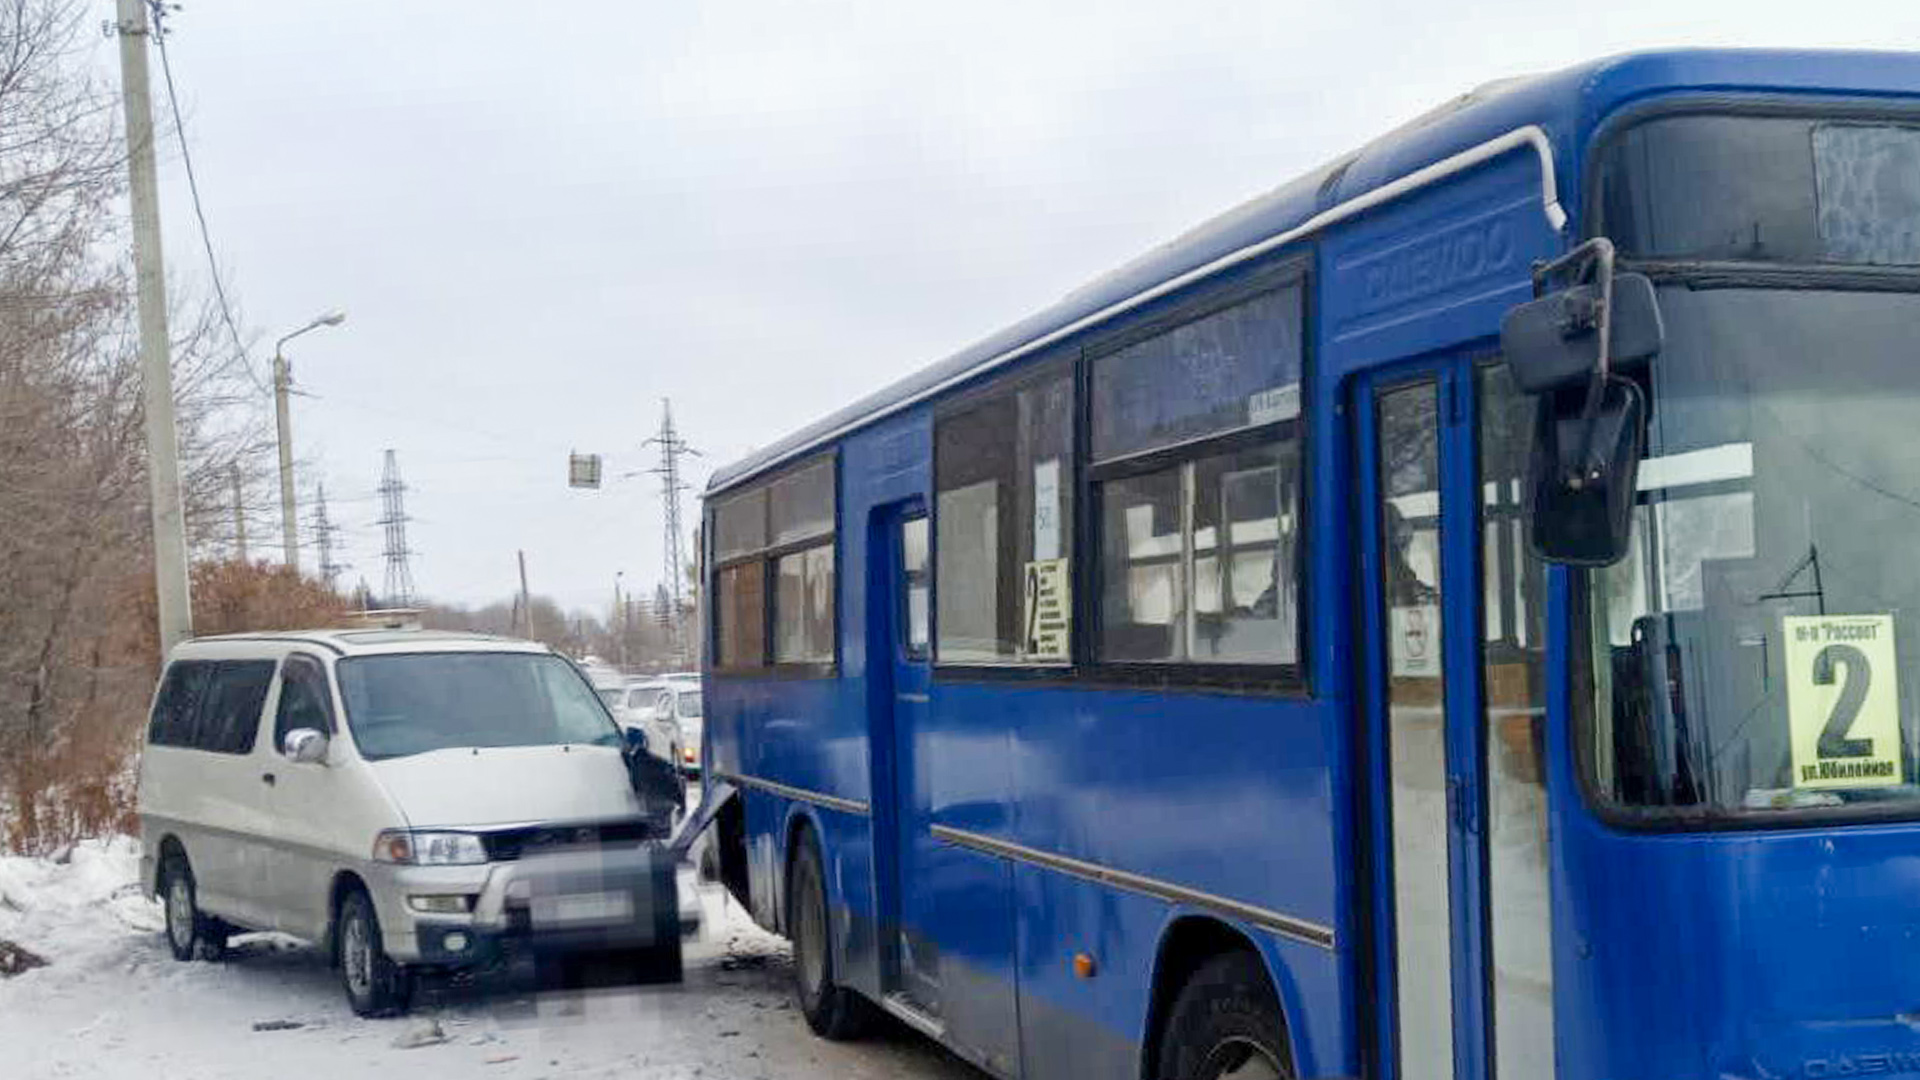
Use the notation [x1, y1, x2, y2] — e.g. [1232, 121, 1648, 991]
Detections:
[787, 833, 873, 1040]
[1155, 951, 1292, 1080]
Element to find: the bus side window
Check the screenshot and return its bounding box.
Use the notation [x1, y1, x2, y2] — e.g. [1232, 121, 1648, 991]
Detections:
[934, 368, 1073, 665]
[709, 454, 837, 672]
[1089, 278, 1306, 671]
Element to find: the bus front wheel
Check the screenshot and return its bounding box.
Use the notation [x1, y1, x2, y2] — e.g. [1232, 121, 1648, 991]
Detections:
[1155, 951, 1291, 1080]
[786, 834, 873, 1040]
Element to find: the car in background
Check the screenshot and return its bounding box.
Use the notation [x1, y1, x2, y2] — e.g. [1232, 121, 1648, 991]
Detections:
[625, 678, 702, 775]
[606, 680, 684, 770]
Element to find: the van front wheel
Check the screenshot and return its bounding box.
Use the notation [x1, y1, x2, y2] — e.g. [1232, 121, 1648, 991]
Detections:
[337, 888, 413, 1017]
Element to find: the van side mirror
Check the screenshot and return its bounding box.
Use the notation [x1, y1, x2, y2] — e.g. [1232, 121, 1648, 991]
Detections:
[1500, 239, 1660, 566]
[283, 728, 329, 765]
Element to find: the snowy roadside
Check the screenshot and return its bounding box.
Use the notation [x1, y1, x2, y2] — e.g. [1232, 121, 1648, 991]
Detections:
[0, 838, 980, 1080]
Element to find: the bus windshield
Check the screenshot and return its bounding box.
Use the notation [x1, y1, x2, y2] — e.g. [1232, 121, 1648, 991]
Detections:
[1586, 285, 1920, 819]
[337, 652, 623, 761]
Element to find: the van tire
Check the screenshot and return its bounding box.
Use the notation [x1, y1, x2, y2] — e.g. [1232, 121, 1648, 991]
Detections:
[787, 834, 873, 1040]
[159, 853, 227, 962]
[1155, 951, 1292, 1080]
[337, 887, 413, 1017]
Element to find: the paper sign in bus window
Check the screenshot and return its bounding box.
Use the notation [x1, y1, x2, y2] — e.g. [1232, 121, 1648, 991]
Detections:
[1390, 604, 1441, 678]
[1784, 614, 1903, 790]
[1033, 459, 1062, 561]
[1024, 558, 1071, 662]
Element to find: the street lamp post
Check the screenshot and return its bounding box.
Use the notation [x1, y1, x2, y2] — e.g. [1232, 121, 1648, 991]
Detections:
[273, 311, 345, 570]
[615, 571, 628, 669]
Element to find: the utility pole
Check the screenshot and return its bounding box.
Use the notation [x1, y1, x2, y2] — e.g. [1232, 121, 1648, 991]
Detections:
[274, 354, 297, 568]
[231, 462, 247, 563]
[517, 550, 533, 638]
[115, 0, 191, 655]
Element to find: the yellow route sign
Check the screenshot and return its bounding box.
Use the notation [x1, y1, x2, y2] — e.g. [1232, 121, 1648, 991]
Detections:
[1784, 614, 1902, 790]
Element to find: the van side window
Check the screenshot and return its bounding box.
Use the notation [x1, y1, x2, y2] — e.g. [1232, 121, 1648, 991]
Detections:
[152, 660, 275, 754]
[274, 655, 335, 750]
[149, 661, 213, 748]
[199, 661, 276, 755]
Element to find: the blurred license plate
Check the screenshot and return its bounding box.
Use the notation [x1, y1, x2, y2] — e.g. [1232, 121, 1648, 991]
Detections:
[534, 891, 633, 927]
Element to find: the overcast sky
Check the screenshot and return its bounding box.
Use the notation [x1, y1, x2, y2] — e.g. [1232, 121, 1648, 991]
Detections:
[122, 0, 1920, 616]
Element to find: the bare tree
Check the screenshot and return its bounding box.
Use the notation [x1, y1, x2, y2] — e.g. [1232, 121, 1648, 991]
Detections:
[0, 0, 276, 852]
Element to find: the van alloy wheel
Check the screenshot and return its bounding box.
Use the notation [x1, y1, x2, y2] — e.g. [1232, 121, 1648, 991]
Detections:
[165, 873, 195, 955]
[337, 889, 413, 1017]
[341, 909, 372, 999]
[159, 855, 221, 961]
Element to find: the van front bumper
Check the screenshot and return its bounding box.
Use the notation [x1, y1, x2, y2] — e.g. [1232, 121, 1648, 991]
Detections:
[366, 843, 681, 966]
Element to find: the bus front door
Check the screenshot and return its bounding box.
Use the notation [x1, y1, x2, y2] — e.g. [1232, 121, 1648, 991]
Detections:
[1358, 361, 1557, 1080]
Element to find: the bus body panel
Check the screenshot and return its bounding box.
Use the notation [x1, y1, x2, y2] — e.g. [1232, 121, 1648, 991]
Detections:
[704, 51, 1920, 1080]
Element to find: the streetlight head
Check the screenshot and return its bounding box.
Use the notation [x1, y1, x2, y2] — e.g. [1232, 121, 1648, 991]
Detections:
[318, 311, 346, 326]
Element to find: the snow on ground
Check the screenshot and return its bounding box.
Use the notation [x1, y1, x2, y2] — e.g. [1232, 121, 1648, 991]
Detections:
[0, 838, 981, 1080]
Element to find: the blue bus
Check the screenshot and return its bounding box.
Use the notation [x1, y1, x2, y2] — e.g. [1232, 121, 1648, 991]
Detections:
[691, 50, 1920, 1080]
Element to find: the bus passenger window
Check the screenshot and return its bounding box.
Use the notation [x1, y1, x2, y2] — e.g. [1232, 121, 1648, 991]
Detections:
[774, 542, 834, 664]
[716, 562, 766, 669]
[1100, 466, 1185, 660]
[1090, 278, 1305, 670]
[709, 454, 837, 672]
[934, 368, 1073, 665]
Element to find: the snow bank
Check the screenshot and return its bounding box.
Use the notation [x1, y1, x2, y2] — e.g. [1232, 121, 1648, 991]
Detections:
[0, 836, 159, 982]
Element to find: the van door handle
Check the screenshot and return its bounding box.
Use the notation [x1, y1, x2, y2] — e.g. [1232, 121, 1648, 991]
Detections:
[261, 772, 276, 787]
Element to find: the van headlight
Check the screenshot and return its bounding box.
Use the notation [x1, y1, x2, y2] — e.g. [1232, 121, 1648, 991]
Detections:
[373, 830, 488, 866]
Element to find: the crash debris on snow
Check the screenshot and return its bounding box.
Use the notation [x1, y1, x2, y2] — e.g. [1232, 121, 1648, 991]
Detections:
[0, 938, 49, 976]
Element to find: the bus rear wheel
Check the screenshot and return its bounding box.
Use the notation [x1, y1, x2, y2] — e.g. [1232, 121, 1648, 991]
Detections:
[787, 834, 873, 1040]
[1156, 952, 1291, 1080]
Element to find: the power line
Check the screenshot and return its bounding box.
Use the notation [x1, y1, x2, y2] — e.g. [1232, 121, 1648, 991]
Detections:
[146, 2, 267, 396]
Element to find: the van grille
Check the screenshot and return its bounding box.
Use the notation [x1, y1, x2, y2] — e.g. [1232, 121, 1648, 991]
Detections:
[480, 819, 657, 861]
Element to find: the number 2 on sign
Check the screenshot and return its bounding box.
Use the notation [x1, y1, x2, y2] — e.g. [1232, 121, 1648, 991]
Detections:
[1783, 615, 1902, 791]
[1813, 643, 1872, 759]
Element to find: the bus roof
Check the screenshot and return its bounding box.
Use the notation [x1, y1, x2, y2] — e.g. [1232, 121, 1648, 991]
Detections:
[707, 48, 1920, 496]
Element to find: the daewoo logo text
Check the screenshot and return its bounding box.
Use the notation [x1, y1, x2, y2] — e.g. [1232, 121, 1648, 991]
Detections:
[1350, 217, 1517, 314]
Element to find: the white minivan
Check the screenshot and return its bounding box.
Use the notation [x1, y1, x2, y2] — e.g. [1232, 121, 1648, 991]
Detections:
[136, 630, 685, 1016]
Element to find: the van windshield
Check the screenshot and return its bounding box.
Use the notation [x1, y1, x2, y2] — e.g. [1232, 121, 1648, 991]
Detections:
[337, 652, 623, 761]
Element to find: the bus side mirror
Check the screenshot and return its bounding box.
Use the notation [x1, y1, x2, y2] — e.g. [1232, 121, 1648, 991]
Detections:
[1501, 273, 1662, 394]
[1500, 243, 1661, 566]
[1524, 375, 1645, 565]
